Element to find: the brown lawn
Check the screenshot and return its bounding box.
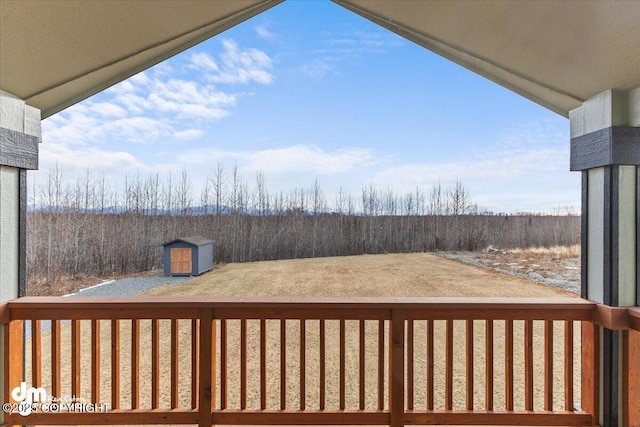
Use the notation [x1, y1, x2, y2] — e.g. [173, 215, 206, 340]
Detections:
[146, 253, 574, 298]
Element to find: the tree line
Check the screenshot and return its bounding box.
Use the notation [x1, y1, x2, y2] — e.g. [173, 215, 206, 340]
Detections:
[27, 166, 580, 286]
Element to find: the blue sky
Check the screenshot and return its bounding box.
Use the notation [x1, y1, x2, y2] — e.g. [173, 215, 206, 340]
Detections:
[38, 0, 579, 213]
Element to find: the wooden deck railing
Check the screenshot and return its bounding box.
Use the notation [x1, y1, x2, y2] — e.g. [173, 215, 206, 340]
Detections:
[1, 297, 639, 426]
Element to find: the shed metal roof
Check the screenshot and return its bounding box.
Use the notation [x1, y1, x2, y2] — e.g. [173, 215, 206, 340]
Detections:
[162, 236, 214, 247]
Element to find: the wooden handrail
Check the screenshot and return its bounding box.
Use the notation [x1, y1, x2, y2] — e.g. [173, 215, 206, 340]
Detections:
[7, 296, 595, 320]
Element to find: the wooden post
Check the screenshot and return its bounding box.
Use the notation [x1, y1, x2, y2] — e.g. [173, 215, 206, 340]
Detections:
[581, 321, 599, 425]
[625, 328, 640, 427]
[4, 320, 23, 427]
[4, 321, 22, 399]
[389, 309, 405, 427]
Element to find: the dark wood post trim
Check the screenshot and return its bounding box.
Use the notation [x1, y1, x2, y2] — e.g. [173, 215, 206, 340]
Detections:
[0, 127, 39, 170]
[570, 126, 640, 171]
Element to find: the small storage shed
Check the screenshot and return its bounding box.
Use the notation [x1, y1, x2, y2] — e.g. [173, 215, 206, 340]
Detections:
[162, 236, 214, 277]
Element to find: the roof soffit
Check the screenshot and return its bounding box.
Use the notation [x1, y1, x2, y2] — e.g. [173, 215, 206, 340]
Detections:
[333, 0, 640, 116]
[0, 0, 283, 118]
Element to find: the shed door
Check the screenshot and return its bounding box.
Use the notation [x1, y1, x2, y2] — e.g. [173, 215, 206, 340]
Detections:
[170, 248, 192, 274]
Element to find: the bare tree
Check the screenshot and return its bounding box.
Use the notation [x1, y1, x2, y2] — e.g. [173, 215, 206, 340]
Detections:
[214, 163, 225, 216]
[177, 168, 192, 216]
[200, 174, 212, 215]
[448, 179, 471, 216]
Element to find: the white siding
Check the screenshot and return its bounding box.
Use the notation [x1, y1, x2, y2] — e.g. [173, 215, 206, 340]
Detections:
[587, 167, 604, 303]
[617, 165, 637, 306]
[0, 166, 19, 302]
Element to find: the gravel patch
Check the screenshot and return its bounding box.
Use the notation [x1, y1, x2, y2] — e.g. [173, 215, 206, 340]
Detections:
[27, 276, 191, 338]
[66, 276, 190, 297]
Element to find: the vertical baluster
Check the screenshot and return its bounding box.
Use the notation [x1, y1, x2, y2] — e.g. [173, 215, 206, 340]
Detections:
[339, 319, 346, 411]
[280, 319, 286, 410]
[564, 320, 574, 411]
[407, 319, 414, 411]
[466, 319, 474, 410]
[485, 320, 494, 411]
[171, 319, 179, 409]
[359, 319, 366, 411]
[32, 320, 42, 387]
[91, 319, 100, 404]
[191, 318, 199, 410]
[544, 320, 554, 411]
[524, 320, 534, 411]
[445, 319, 454, 410]
[260, 319, 266, 410]
[52, 319, 61, 398]
[72, 320, 81, 398]
[220, 319, 227, 410]
[505, 320, 514, 411]
[151, 319, 159, 409]
[111, 319, 120, 410]
[240, 319, 247, 410]
[426, 319, 434, 410]
[131, 319, 140, 409]
[319, 319, 326, 411]
[300, 319, 306, 411]
[378, 319, 385, 411]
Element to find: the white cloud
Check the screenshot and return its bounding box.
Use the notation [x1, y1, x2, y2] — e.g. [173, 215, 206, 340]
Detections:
[244, 145, 376, 174]
[174, 129, 203, 140]
[301, 30, 404, 80]
[145, 78, 235, 120]
[101, 117, 173, 142]
[43, 39, 265, 148]
[91, 102, 128, 118]
[190, 52, 219, 72]
[106, 80, 136, 95]
[205, 39, 274, 85]
[39, 142, 144, 178]
[129, 71, 151, 86]
[301, 58, 337, 80]
[374, 144, 566, 190]
[367, 120, 578, 213]
[113, 93, 150, 115]
[255, 24, 275, 40]
[176, 145, 377, 175]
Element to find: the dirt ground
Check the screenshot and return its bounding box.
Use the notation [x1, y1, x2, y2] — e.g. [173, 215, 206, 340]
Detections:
[439, 245, 581, 295]
[25, 251, 582, 420]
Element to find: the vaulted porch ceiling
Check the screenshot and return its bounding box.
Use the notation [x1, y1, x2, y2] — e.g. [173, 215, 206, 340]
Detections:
[1, 0, 639, 119]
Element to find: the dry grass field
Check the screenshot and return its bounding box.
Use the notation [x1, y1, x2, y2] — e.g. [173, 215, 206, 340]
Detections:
[26, 253, 581, 419]
[146, 253, 574, 298]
